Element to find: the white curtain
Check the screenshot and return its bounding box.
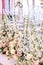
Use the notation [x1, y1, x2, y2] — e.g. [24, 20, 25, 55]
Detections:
[0, 0, 43, 22]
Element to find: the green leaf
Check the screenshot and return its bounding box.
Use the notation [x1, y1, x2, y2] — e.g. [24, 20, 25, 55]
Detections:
[19, 56, 25, 62]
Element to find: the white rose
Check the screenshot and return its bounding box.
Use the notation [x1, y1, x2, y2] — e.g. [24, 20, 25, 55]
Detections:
[10, 49, 15, 54]
[30, 34, 36, 41]
[9, 41, 15, 48]
[25, 53, 33, 60]
[36, 51, 42, 58]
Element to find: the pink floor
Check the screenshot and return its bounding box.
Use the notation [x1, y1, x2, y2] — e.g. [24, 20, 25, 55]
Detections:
[0, 55, 16, 65]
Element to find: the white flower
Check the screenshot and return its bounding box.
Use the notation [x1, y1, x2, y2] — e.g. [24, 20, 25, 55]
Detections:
[14, 33, 19, 39]
[10, 49, 15, 54]
[9, 42, 14, 48]
[36, 50, 42, 58]
[41, 48, 43, 52]
[25, 53, 33, 60]
[13, 54, 18, 60]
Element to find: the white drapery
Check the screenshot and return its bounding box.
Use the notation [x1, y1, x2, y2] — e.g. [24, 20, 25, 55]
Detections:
[0, 0, 43, 22]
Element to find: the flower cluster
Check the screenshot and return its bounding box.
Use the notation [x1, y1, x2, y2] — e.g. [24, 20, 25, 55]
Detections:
[0, 15, 43, 65]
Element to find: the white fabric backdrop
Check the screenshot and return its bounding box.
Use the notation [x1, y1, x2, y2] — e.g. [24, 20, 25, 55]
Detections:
[0, 0, 43, 21]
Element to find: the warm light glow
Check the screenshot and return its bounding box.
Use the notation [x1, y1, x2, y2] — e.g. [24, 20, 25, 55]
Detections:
[40, 0, 43, 4]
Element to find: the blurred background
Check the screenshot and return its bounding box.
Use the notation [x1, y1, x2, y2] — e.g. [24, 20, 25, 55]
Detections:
[0, 0, 43, 22]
